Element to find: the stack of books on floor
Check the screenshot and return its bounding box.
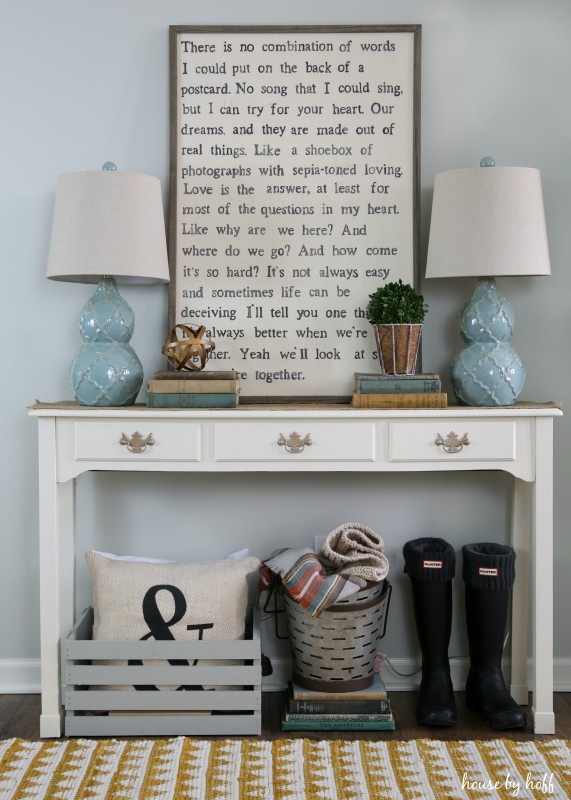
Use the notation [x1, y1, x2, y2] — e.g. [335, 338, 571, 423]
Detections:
[281, 673, 395, 731]
[352, 372, 447, 408]
[146, 370, 240, 408]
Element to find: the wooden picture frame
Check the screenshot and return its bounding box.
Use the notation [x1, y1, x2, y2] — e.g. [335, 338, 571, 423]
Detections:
[169, 25, 421, 400]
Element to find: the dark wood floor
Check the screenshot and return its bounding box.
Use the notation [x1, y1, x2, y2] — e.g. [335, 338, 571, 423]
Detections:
[2, 692, 571, 741]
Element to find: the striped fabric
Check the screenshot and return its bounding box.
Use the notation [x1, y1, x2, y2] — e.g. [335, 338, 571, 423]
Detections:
[1, 737, 570, 799]
[261, 547, 364, 617]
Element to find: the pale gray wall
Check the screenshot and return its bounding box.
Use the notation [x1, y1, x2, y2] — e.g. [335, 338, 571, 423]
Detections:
[2, 0, 570, 680]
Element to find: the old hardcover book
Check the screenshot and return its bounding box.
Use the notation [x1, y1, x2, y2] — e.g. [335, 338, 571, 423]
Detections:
[146, 392, 239, 408]
[147, 379, 240, 394]
[291, 673, 388, 702]
[287, 693, 391, 716]
[285, 710, 393, 723]
[355, 372, 440, 381]
[352, 392, 448, 409]
[281, 710, 395, 731]
[152, 370, 239, 380]
[354, 374, 441, 394]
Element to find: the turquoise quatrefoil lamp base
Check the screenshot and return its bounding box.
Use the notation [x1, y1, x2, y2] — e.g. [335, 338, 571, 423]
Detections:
[426, 159, 551, 407]
[449, 278, 525, 406]
[70, 276, 143, 406]
[46, 165, 170, 406]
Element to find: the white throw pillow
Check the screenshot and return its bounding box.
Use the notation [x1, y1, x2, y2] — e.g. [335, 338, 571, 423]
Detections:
[85, 550, 260, 689]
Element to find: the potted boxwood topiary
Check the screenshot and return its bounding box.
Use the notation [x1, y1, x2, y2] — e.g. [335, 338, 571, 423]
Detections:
[366, 280, 428, 374]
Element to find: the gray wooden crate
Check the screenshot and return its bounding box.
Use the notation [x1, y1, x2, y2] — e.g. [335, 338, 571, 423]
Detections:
[62, 607, 261, 736]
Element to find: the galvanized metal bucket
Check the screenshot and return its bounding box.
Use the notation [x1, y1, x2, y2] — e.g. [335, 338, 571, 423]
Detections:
[284, 580, 391, 692]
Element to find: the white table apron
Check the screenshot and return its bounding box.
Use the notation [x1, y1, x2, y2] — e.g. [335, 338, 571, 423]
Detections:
[29, 402, 562, 737]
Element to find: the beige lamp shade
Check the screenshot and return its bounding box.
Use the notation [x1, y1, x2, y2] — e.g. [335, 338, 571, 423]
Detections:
[46, 170, 170, 284]
[425, 166, 551, 279]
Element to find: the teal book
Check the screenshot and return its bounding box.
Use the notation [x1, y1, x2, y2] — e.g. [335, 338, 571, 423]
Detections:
[354, 373, 441, 393]
[147, 392, 239, 408]
[281, 713, 395, 731]
[285, 707, 393, 723]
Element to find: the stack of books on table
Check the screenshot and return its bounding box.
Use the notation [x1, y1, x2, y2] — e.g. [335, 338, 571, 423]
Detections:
[352, 372, 447, 409]
[281, 673, 395, 731]
[146, 370, 240, 408]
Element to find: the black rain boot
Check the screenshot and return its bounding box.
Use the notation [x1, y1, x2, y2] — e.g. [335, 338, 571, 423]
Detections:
[403, 538, 457, 727]
[462, 543, 526, 730]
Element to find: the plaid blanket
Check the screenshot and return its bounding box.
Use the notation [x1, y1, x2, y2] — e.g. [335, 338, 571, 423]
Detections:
[260, 547, 365, 617]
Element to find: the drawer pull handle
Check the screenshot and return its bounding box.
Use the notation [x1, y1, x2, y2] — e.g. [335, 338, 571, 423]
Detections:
[435, 431, 470, 454]
[278, 431, 312, 454]
[119, 431, 155, 454]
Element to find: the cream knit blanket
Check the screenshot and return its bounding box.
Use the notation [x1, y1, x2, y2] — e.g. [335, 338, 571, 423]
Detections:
[319, 522, 389, 583]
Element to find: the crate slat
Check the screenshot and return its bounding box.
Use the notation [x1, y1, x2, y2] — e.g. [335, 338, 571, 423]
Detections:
[65, 664, 259, 685]
[65, 712, 262, 737]
[64, 689, 260, 712]
[64, 638, 259, 660]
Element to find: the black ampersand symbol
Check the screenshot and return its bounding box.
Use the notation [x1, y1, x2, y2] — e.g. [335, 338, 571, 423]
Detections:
[129, 584, 214, 691]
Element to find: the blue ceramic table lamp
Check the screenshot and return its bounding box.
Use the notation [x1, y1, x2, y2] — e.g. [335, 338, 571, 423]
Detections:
[46, 164, 170, 406]
[425, 159, 550, 406]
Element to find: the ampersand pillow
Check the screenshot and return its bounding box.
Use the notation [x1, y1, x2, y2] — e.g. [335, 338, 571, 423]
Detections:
[85, 550, 260, 688]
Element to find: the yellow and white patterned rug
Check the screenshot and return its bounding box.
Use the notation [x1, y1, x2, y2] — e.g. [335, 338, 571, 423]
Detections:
[1, 737, 570, 799]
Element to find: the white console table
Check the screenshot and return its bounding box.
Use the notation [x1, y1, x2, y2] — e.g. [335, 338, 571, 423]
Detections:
[30, 401, 561, 737]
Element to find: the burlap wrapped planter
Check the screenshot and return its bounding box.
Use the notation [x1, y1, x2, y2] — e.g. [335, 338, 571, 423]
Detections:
[284, 580, 391, 692]
[374, 323, 422, 374]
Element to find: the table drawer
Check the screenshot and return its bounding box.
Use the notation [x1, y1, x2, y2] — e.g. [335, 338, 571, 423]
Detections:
[74, 421, 201, 462]
[214, 421, 375, 462]
[388, 420, 516, 462]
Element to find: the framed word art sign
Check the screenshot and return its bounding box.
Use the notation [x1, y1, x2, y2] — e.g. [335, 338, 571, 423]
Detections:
[169, 25, 421, 400]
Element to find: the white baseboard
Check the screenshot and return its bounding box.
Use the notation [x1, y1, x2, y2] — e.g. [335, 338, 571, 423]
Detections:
[3, 657, 571, 694]
[550, 659, 571, 692]
[0, 660, 41, 693]
[261, 655, 571, 693]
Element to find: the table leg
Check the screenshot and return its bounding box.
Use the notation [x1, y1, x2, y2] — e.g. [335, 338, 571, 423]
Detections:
[510, 478, 530, 706]
[38, 418, 76, 738]
[530, 417, 555, 734]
